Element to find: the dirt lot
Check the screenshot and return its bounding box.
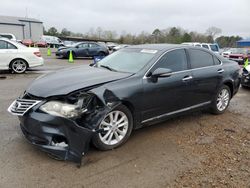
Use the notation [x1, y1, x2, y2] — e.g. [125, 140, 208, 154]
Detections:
[0, 49, 249, 188]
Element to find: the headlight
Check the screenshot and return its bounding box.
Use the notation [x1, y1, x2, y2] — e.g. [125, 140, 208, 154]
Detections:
[40, 101, 81, 118]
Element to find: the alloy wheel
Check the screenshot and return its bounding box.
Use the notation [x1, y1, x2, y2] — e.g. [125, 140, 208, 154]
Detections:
[11, 60, 27, 73]
[216, 88, 230, 111]
[99, 110, 129, 145]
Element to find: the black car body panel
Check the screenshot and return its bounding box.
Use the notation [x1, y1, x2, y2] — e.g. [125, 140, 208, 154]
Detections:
[27, 65, 132, 98]
[8, 44, 241, 165]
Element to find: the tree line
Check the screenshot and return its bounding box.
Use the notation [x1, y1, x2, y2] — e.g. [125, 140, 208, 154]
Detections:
[44, 26, 242, 48]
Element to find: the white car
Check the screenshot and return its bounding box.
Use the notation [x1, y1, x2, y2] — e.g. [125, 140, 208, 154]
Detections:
[0, 38, 44, 73]
[182, 42, 220, 54]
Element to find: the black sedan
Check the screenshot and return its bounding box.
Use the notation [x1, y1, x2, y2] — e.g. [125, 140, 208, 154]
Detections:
[8, 44, 241, 164]
[55, 42, 109, 59]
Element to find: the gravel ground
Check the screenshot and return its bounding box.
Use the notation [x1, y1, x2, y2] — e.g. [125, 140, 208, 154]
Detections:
[0, 49, 249, 188]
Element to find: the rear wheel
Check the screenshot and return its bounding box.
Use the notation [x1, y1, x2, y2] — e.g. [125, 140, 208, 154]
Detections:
[10, 59, 28, 74]
[210, 85, 231, 114]
[92, 105, 133, 150]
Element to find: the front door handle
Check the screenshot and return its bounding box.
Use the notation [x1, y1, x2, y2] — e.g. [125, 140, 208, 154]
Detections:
[217, 69, 224, 73]
[182, 75, 193, 81]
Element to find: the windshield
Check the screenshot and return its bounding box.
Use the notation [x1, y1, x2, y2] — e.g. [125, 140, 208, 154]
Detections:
[210, 44, 219, 52]
[97, 49, 156, 73]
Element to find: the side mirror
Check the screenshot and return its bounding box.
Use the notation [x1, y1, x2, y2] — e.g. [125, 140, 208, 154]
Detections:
[75, 45, 79, 48]
[151, 68, 173, 78]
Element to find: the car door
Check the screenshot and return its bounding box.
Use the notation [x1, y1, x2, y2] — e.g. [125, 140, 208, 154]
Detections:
[187, 48, 223, 105]
[88, 43, 100, 56]
[142, 48, 194, 121]
[0, 40, 17, 70]
[75, 43, 89, 57]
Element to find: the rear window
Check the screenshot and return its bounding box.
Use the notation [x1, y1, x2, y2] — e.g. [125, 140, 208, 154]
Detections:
[189, 49, 214, 68]
[210, 44, 219, 52]
[202, 44, 209, 49]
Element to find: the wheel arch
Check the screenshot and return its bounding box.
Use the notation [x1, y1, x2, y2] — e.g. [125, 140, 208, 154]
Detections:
[9, 58, 29, 68]
[223, 80, 234, 98]
[120, 100, 138, 129]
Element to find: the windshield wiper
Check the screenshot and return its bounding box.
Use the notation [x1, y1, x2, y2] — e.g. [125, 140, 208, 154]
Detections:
[100, 65, 117, 72]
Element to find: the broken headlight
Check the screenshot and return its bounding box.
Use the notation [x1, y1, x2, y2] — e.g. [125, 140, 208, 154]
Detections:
[40, 101, 82, 118]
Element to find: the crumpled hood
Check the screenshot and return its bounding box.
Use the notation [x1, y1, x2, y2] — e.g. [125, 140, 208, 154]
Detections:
[26, 65, 132, 98]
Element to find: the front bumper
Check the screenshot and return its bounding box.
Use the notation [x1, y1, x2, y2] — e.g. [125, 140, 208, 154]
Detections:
[18, 111, 94, 164]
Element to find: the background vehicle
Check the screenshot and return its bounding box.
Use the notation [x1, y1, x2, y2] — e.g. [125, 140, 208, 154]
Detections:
[0, 38, 44, 73]
[182, 42, 220, 54]
[40, 35, 64, 48]
[241, 65, 250, 88]
[228, 48, 250, 65]
[8, 44, 240, 163]
[21, 39, 34, 47]
[34, 41, 48, 48]
[0, 33, 17, 41]
[55, 41, 109, 58]
[221, 48, 237, 58]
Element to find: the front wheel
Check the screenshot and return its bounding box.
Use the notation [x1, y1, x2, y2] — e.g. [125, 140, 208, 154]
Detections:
[210, 85, 231, 114]
[92, 105, 133, 150]
[10, 59, 28, 74]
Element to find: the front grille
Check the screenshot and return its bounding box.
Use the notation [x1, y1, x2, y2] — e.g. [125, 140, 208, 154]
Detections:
[8, 99, 41, 116]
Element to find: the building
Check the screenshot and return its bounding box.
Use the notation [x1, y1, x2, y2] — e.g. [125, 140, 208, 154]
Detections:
[0, 15, 43, 41]
[236, 39, 250, 48]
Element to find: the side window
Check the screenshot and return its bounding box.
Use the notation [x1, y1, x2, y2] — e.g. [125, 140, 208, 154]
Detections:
[189, 49, 214, 68]
[195, 44, 201, 47]
[0, 40, 7, 49]
[152, 49, 188, 72]
[7, 42, 17, 49]
[89, 43, 99, 48]
[78, 43, 89, 48]
[213, 56, 221, 65]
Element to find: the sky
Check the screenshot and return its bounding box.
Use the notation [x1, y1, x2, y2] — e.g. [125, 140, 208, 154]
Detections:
[1, 0, 250, 38]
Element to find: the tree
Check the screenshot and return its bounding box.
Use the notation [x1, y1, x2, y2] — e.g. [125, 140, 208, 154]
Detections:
[181, 33, 192, 42]
[61, 28, 71, 36]
[46, 27, 59, 36]
[216, 35, 242, 48]
[206, 26, 222, 40]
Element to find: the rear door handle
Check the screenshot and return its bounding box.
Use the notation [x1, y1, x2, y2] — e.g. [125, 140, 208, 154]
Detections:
[217, 69, 224, 73]
[182, 75, 193, 81]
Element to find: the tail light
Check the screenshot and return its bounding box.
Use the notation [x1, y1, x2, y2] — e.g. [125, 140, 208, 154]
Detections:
[34, 52, 41, 57]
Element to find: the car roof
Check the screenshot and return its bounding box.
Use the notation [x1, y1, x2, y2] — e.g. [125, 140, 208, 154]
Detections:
[126, 43, 192, 51]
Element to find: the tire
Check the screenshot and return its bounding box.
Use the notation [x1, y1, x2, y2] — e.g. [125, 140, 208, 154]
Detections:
[92, 104, 133, 150]
[10, 59, 28, 74]
[210, 85, 231, 115]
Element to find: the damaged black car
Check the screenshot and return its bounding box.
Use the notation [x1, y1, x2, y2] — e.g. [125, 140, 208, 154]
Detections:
[8, 44, 241, 164]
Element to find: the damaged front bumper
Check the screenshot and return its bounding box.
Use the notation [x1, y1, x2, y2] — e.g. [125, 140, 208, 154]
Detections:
[8, 89, 121, 165]
[19, 111, 94, 164]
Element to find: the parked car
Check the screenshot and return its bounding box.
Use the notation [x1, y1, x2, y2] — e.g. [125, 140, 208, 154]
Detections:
[55, 42, 109, 59]
[182, 42, 220, 54]
[21, 39, 34, 47]
[0, 33, 17, 41]
[40, 35, 64, 48]
[241, 65, 250, 88]
[8, 44, 240, 164]
[0, 38, 44, 73]
[221, 48, 237, 58]
[35, 41, 48, 48]
[228, 48, 250, 65]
